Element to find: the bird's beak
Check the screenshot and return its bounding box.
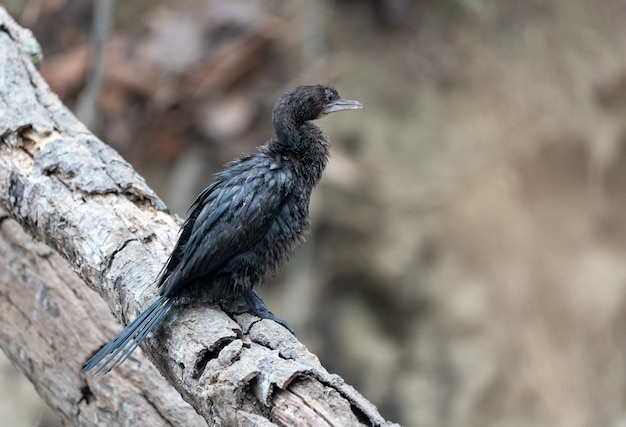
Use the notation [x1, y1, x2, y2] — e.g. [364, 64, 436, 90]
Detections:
[324, 98, 363, 114]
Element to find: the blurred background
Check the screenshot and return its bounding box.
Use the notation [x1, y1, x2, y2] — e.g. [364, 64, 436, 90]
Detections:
[3, 0, 626, 426]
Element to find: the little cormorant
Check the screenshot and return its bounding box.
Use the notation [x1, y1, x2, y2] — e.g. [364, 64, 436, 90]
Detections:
[83, 85, 362, 374]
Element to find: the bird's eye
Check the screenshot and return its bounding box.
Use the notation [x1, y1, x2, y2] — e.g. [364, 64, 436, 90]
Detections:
[325, 89, 334, 103]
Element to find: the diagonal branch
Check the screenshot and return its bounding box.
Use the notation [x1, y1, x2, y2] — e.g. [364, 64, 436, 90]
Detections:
[0, 7, 397, 427]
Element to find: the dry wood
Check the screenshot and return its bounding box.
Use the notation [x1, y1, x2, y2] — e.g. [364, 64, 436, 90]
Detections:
[0, 7, 397, 427]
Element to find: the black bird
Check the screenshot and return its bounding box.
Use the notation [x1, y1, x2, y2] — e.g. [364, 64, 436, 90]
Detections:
[83, 85, 362, 373]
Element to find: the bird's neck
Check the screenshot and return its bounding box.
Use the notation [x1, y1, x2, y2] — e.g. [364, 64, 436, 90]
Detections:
[273, 120, 330, 186]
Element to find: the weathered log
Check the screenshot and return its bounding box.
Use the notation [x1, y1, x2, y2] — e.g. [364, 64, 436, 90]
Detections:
[0, 7, 397, 427]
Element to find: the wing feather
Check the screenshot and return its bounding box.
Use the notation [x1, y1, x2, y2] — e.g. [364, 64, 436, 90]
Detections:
[158, 156, 293, 296]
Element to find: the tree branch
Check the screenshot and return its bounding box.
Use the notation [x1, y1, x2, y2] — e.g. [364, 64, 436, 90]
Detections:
[0, 7, 396, 427]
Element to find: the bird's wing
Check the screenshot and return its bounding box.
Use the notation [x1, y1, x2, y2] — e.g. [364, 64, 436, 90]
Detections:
[157, 179, 220, 284]
[159, 156, 294, 294]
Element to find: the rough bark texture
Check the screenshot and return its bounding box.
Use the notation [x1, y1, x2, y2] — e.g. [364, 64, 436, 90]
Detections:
[0, 8, 397, 427]
[0, 215, 208, 426]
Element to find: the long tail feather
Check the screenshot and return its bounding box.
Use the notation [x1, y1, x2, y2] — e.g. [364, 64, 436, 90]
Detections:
[83, 298, 174, 374]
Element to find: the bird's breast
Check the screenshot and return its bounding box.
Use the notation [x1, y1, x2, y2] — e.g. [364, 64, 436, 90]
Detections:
[252, 191, 310, 275]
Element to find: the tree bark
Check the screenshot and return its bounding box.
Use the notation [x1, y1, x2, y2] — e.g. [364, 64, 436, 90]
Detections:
[0, 8, 397, 427]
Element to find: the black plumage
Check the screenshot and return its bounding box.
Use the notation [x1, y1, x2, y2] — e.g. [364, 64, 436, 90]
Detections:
[83, 85, 362, 374]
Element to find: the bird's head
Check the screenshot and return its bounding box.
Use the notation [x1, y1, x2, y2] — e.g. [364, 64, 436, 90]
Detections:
[273, 85, 362, 126]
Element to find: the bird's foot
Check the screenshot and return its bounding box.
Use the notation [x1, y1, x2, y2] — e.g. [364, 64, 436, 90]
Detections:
[234, 289, 294, 334]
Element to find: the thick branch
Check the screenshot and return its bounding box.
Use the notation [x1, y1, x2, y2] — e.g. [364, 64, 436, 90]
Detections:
[0, 7, 396, 427]
[0, 214, 207, 426]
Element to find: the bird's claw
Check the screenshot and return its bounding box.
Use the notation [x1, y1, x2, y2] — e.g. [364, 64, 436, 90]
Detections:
[238, 289, 295, 334]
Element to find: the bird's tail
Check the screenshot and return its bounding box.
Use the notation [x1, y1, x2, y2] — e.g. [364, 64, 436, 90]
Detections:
[83, 297, 174, 374]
